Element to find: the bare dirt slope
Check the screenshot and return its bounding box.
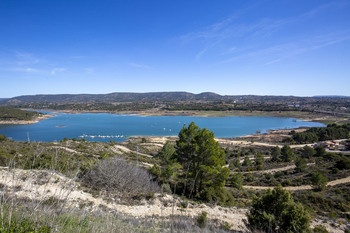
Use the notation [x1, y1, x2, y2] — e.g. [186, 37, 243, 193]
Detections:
[1, 167, 348, 233]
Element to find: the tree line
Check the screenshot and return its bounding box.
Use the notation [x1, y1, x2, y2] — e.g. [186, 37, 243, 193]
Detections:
[284, 123, 350, 144]
[0, 107, 40, 121]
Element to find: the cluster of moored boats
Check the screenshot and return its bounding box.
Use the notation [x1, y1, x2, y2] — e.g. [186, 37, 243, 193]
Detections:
[79, 134, 125, 138]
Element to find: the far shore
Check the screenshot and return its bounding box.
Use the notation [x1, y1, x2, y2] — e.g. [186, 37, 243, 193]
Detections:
[20, 108, 348, 124]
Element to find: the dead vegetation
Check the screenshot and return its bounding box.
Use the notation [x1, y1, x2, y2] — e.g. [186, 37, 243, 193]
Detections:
[80, 157, 159, 199]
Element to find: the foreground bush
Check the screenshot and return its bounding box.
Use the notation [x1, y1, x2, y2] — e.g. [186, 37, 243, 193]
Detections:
[81, 157, 159, 198]
[247, 185, 311, 233]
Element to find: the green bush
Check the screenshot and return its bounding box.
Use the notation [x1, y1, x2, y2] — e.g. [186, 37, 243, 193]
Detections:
[334, 157, 350, 170]
[295, 157, 308, 173]
[313, 225, 328, 233]
[161, 165, 174, 180]
[242, 157, 252, 166]
[230, 158, 241, 169]
[202, 186, 235, 206]
[161, 183, 172, 194]
[281, 145, 294, 162]
[0, 134, 7, 142]
[197, 211, 207, 228]
[271, 146, 281, 162]
[311, 172, 328, 191]
[0, 217, 51, 233]
[247, 186, 311, 233]
[221, 221, 231, 231]
[231, 173, 244, 190]
[254, 153, 265, 166]
[301, 145, 316, 158]
[149, 164, 161, 177]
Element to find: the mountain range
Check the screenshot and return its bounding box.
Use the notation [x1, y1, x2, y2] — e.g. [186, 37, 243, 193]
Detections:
[1, 92, 349, 106]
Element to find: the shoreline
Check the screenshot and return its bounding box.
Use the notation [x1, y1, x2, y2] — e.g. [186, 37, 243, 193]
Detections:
[0, 114, 55, 125]
[0, 109, 325, 141]
[124, 127, 312, 146]
[20, 108, 347, 124]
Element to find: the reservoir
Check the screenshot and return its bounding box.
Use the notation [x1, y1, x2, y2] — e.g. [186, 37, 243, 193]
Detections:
[0, 112, 325, 142]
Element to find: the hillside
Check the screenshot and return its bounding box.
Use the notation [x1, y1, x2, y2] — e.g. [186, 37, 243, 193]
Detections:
[2, 92, 350, 105]
[1, 92, 224, 104]
[1, 92, 350, 119]
[0, 131, 349, 232]
[0, 107, 41, 121]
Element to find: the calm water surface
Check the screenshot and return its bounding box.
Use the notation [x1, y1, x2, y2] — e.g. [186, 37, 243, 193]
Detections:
[0, 112, 325, 142]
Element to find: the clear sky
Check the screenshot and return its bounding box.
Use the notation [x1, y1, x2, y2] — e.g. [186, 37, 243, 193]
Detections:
[1, 0, 349, 98]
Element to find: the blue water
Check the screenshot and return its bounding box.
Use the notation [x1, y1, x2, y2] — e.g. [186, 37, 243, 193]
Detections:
[0, 112, 325, 142]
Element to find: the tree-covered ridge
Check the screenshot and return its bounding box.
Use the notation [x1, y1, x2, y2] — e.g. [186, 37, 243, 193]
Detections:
[0, 107, 41, 121]
[289, 123, 350, 143]
[1, 92, 349, 115]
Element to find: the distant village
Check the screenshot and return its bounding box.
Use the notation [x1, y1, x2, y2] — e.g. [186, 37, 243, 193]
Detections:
[315, 139, 350, 151]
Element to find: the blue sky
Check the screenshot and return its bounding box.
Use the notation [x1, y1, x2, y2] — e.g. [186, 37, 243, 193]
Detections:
[1, 0, 349, 98]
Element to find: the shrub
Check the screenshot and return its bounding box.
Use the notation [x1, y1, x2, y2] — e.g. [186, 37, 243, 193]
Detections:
[0, 217, 51, 233]
[242, 157, 252, 166]
[295, 157, 308, 173]
[222, 221, 231, 231]
[0, 134, 7, 142]
[202, 186, 235, 207]
[247, 186, 311, 233]
[315, 146, 326, 157]
[282, 137, 295, 144]
[271, 146, 281, 162]
[281, 145, 294, 162]
[81, 157, 159, 198]
[230, 158, 241, 169]
[311, 172, 328, 191]
[231, 173, 244, 190]
[149, 164, 161, 177]
[162, 165, 174, 180]
[161, 183, 172, 194]
[313, 225, 329, 233]
[301, 145, 316, 159]
[157, 141, 175, 163]
[179, 200, 188, 208]
[254, 153, 265, 166]
[197, 211, 207, 228]
[334, 157, 350, 170]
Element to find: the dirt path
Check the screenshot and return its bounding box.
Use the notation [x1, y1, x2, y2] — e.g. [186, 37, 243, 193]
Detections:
[243, 176, 350, 191]
[216, 138, 317, 148]
[237, 156, 271, 163]
[232, 163, 315, 174]
[217, 138, 350, 153]
[51, 146, 81, 154]
[112, 145, 153, 158]
[140, 142, 164, 148]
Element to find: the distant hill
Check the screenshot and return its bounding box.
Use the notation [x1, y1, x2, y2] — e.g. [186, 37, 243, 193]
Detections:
[1, 92, 227, 105]
[313, 95, 350, 98]
[0, 92, 318, 106]
[1, 92, 349, 114]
